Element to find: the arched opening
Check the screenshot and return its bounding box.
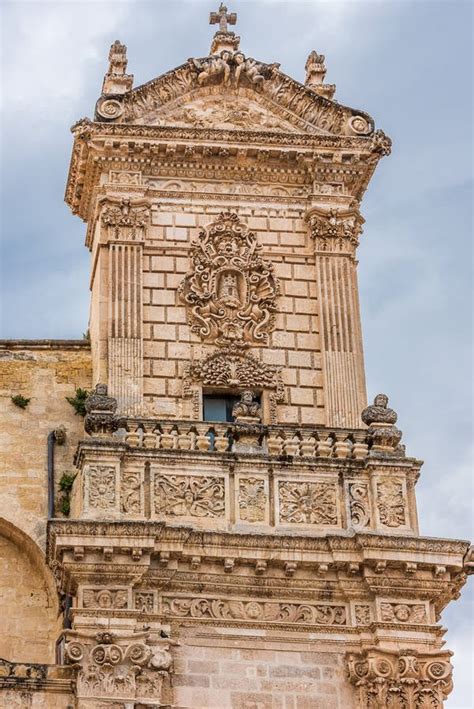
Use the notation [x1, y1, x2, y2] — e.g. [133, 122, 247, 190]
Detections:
[0, 518, 60, 664]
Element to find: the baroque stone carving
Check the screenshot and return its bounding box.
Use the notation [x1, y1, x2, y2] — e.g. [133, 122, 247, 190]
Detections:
[154, 475, 225, 518]
[65, 631, 172, 704]
[134, 592, 154, 613]
[120, 472, 142, 514]
[377, 479, 406, 528]
[100, 197, 150, 241]
[304, 50, 335, 100]
[354, 605, 371, 625]
[87, 466, 117, 510]
[278, 481, 338, 525]
[346, 648, 453, 708]
[237, 477, 266, 522]
[380, 602, 427, 624]
[82, 589, 128, 610]
[348, 482, 371, 528]
[179, 211, 280, 347]
[362, 393, 403, 452]
[162, 596, 346, 626]
[84, 383, 121, 437]
[190, 51, 278, 89]
[306, 208, 363, 254]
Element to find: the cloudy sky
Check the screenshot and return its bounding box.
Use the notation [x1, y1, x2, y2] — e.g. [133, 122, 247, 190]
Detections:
[1, 0, 472, 704]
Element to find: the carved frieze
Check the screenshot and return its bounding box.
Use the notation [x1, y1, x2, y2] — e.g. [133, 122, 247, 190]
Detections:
[278, 481, 338, 525]
[179, 212, 279, 347]
[354, 604, 371, 625]
[154, 474, 225, 518]
[346, 648, 453, 708]
[376, 479, 407, 528]
[162, 596, 347, 626]
[379, 602, 428, 624]
[134, 592, 155, 613]
[82, 589, 128, 610]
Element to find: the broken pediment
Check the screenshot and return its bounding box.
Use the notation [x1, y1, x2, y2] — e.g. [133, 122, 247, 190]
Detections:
[95, 51, 375, 138]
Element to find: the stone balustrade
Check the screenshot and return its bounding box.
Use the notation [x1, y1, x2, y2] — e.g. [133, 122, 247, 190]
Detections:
[119, 418, 382, 460]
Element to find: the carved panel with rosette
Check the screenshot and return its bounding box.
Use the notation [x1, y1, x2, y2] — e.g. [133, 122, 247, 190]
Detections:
[179, 212, 280, 348]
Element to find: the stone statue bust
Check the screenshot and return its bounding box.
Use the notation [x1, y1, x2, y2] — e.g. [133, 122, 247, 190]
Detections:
[232, 390, 261, 422]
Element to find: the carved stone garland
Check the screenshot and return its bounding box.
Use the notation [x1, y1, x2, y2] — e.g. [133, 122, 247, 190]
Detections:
[179, 212, 280, 348]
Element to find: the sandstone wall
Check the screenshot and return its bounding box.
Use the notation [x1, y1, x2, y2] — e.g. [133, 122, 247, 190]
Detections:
[0, 341, 92, 547]
[171, 630, 356, 709]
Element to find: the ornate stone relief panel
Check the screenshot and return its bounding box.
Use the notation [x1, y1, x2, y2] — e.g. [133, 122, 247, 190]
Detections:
[161, 596, 347, 627]
[179, 211, 280, 348]
[120, 469, 143, 516]
[378, 600, 429, 624]
[277, 480, 339, 526]
[84, 465, 119, 514]
[153, 473, 226, 519]
[375, 478, 408, 529]
[236, 476, 268, 523]
[81, 588, 129, 610]
[347, 482, 371, 529]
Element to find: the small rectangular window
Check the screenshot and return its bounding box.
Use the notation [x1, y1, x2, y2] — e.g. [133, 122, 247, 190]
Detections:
[203, 394, 240, 423]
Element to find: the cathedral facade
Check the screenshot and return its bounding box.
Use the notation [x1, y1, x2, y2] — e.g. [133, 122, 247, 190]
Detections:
[0, 5, 472, 708]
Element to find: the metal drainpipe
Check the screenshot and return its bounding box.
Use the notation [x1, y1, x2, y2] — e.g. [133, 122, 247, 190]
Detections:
[47, 426, 66, 519]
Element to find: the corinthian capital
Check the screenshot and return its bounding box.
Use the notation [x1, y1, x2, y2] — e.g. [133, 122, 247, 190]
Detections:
[346, 648, 453, 708]
[306, 208, 363, 255]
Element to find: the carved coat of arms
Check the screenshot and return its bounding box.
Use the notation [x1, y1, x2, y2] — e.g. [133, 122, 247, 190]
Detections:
[179, 212, 279, 347]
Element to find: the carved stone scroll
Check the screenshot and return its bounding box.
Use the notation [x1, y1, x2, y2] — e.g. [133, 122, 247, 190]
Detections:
[162, 596, 347, 626]
[179, 211, 280, 347]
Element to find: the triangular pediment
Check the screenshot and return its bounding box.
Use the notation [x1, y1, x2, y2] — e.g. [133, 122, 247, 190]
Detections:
[133, 90, 305, 133]
[109, 54, 375, 138]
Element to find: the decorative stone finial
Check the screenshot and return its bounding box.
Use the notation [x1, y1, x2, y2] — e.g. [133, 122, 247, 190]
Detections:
[101, 40, 133, 96]
[84, 384, 121, 437]
[304, 50, 335, 100]
[209, 3, 240, 54]
[361, 394, 403, 454]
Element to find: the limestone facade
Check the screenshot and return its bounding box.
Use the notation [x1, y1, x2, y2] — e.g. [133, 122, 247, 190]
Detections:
[1, 5, 472, 709]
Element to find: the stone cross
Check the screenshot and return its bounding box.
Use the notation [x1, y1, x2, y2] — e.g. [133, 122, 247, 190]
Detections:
[209, 3, 237, 33]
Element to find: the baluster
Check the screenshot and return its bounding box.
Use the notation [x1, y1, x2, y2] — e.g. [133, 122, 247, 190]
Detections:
[177, 427, 193, 450]
[214, 426, 230, 452]
[300, 435, 317, 457]
[316, 436, 332, 457]
[284, 435, 300, 456]
[160, 426, 174, 450]
[267, 433, 284, 456]
[125, 422, 140, 448]
[142, 422, 157, 449]
[352, 431, 369, 459]
[334, 432, 352, 459]
[195, 424, 211, 452]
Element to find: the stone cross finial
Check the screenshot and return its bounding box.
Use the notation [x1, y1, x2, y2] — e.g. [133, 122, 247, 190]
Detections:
[209, 3, 237, 33]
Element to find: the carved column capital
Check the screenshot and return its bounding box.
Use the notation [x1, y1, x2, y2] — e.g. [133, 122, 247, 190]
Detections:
[64, 629, 173, 705]
[346, 648, 453, 708]
[305, 207, 363, 256]
[99, 197, 150, 242]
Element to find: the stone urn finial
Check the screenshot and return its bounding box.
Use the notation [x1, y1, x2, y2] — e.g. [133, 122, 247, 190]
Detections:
[361, 394, 402, 454]
[84, 383, 120, 437]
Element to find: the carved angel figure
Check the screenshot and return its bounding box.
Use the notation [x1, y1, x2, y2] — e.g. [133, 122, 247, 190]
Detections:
[232, 390, 262, 421]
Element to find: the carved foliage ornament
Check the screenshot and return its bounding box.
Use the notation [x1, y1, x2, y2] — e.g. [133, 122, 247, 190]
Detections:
[307, 208, 362, 254]
[87, 465, 116, 510]
[65, 632, 172, 702]
[154, 474, 225, 518]
[346, 648, 453, 709]
[179, 212, 280, 347]
[162, 596, 346, 626]
[278, 481, 338, 526]
[100, 198, 150, 241]
[377, 479, 406, 528]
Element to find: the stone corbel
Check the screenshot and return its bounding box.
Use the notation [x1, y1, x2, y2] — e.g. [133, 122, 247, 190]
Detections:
[346, 647, 453, 708]
[64, 628, 173, 706]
